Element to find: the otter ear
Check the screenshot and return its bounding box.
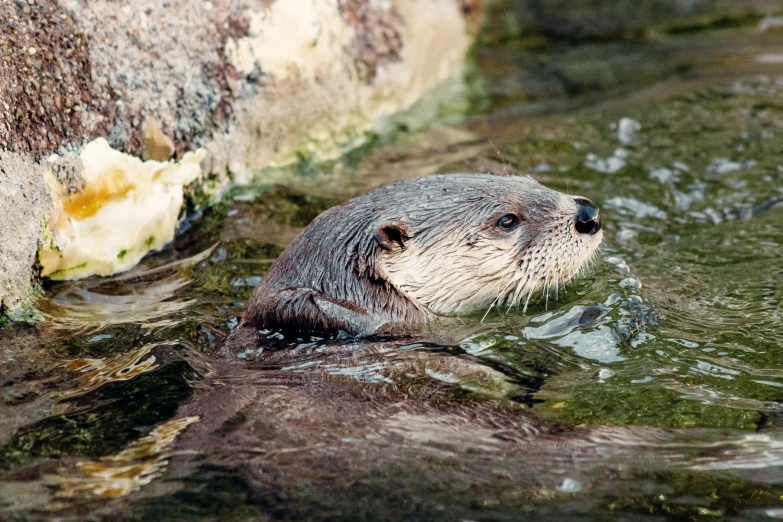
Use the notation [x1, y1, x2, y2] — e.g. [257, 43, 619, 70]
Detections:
[374, 223, 410, 252]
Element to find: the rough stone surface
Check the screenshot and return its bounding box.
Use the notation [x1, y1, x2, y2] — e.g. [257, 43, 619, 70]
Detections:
[65, 0, 245, 159]
[338, 0, 404, 83]
[0, 1, 112, 157]
[0, 0, 477, 314]
[49, 152, 86, 194]
[0, 152, 46, 311]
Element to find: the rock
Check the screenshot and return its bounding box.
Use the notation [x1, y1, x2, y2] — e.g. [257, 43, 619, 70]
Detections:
[142, 119, 175, 162]
[0, 0, 480, 316]
[39, 139, 206, 280]
[0, 152, 46, 312]
[649, 167, 679, 183]
[585, 148, 628, 174]
[617, 117, 641, 145]
[705, 158, 757, 176]
[48, 153, 86, 194]
[605, 196, 667, 220]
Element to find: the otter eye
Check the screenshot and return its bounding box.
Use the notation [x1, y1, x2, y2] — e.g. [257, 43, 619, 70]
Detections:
[497, 214, 519, 232]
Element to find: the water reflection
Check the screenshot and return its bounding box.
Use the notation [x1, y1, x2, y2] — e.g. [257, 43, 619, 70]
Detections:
[59, 343, 161, 399]
[46, 416, 199, 499]
[40, 246, 216, 333]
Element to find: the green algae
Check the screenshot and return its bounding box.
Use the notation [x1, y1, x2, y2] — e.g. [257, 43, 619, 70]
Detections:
[192, 238, 281, 299]
[0, 362, 192, 469]
[0, 301, 8, 330]
[657, 12, 763, 35]
[46, 262, 88, 279]
[536, 382, 761, 430]
[239, 185, 341, 228]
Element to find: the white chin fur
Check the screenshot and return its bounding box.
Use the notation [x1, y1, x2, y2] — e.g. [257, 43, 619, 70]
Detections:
[383, 217, 603, 316]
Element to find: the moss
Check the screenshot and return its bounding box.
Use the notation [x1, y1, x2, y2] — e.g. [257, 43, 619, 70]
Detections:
[657, 12, 762, 35]
[338, 131, 379, 168]
[0, 362, 192, 469]
[191, 238, 282, 300]
[184, 168, 226, 211]
[47, 261, 89, 279]
[293, 150, 318, 177]
[535, 382, 760, 430]
[604, 470, 783, 520]
[242, 185, 341, 228]
[0, 301, 9, 330]
[3, 286, 44, 325]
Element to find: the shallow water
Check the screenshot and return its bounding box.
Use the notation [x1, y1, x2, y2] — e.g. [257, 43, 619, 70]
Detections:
[3, 21, 783, 521]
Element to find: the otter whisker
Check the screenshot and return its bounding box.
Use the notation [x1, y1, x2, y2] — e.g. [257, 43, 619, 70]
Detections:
[487, 139, 515, 176]
[514, 271, 534, 308]
[482, 278, 516, 323]
[541, 255, 553, 311]
[522, 289, 534, 314]
[504, 276, 525, 314]
[509, 276, 527, 310]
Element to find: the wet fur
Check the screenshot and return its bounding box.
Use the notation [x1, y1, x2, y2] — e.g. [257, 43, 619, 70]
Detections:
[242, 173, 601, 337]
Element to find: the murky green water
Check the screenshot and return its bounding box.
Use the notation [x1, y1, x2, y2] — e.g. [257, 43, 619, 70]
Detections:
[3, 19, 783, 521]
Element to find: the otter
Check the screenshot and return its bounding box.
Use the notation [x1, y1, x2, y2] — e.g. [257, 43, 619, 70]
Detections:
[240, 172, 602, 337]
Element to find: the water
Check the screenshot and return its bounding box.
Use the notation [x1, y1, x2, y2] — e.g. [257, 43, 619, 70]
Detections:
[3, 20, 783, 521]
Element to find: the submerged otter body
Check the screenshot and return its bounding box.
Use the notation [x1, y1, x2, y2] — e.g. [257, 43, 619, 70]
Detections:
[241, 173, 602, 337]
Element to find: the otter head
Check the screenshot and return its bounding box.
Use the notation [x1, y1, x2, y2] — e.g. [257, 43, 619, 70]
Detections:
[242, 173, 602, 337]
[381, 175, 602, 315]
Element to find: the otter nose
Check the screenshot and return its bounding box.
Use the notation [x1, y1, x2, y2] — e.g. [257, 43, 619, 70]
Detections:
[574, 198, 601, 235]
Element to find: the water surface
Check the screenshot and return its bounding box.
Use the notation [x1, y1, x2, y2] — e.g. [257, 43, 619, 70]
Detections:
[2, 21, 783, 521]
